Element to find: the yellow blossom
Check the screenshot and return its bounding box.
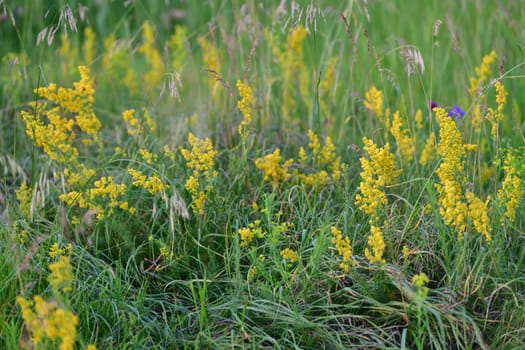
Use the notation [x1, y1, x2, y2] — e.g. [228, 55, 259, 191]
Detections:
[434, 107, 468, 237]
[15, 181, 32, 218]
[364, 225, 386, 264]
[48, 256, 74, 294]
[17, 295, 78, 350]
[466, 192, 492, 242]
[82, 26, 96, 64]
[331, 226, 353, 272]
[419, 133, 437, 166]
[180, 133, 217, 216]
[280, 248, 299, 263]
[355, 138, 399, 221]
[412, 272, 430, 296]
[468, 50, 497, 96]
[168, 25, 188, 72]
[364, 86, 383, 118]
[390, 110, 414, 162]
[414, 109, 423, 130]
[486, 81, 508, 137]
[255, 149, 292, 187]
[237, 80, 255, 136]
[498, 153, 524, 223]
[138, 22, 163, 95]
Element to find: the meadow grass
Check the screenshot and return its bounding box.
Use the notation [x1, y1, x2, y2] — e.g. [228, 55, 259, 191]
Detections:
[1, 0, 525, 349]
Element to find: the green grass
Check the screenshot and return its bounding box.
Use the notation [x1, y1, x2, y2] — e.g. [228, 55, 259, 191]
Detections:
[1, 0, 525, 349]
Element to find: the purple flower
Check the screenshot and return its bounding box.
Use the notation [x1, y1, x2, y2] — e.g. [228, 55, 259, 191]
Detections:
[430, 101, 438, 110]
[448, 105, 465, 121]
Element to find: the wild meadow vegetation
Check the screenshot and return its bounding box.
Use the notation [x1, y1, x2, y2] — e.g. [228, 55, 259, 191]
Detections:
[1, 0, 525, 349]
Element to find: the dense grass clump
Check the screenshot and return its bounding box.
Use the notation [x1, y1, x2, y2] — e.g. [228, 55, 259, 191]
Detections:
[1, 1, 525, 349]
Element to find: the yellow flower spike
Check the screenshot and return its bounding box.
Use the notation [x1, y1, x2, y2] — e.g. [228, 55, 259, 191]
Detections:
[390, 110, 414, 162]
[498, 153, 524, 223]
[364, 225, 386, 264]
[364, 86, 383, 118]
[434, 107, 468, 238]
[255, 149, 291, 187]
[237, 80, 254, 137]
[48, 256, 74, 294]
[17, 295, 79, 350]
[468, 50, 497, 96]
[412, 272, 430, 296]
[355, 137, 399, 220]
[330, 226, 353, 272]
[180, 133, 217, 216]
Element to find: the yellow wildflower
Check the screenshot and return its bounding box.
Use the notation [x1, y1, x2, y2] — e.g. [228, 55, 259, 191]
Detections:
[414, 109, 423, 130]
[486, 81, 508, 137]
[255, 149, 292, 187]
[82, 26, 96, 64]
[434, 107, 468, 237]
[364, 225, 386, 264]
[355, 138, 399, 221]
[390, 110, 414, 162]
[280, 248, 299, 263]
[128, 168, 168, 194]
[15, 181, 32, 218]
[466, 192, 492, 242]
[48, 256, 74, 294]
[498, 153, 524, 223]
[364, 86, 383, 118]
[468, 50, 497, 96]
[17, 295, 78, 350]
[238, 227, 255, 247]
[330, 226, 353, 272]
[168, 25, 187, 72]
[237, 80, 254, 136]
[412, 272, 430, 296]
[138, 22, 163, 95]
[419, 133, 437, 166]
[180, 133, 217, 216]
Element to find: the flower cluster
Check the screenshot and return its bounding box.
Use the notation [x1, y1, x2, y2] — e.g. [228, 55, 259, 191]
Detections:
[486, 81, 508, 137]
[271, 25, 309, 120]
[21, 66, 101, 171]
[255, 149, 293, 187]
[198, 36, 222, 97]
[238, 220, 266, 247]
[168, 25, 187, 72]
[180, 133, 218, 216]
[60, 175, 135, 220]
[468, 50, 497, 96]
[237, 80, 254, 137]
[15, 181, 32, 218]
[138, 22, 163, 95]
[434, 107, 468, 235]
[434, 107, 492, 241]
[122, 109, 156, 138]
[128, 168, 169, 195]
[330, 226, 353, 272]
[48, 256, 74, 294]
[498, 153, 524, 223]
[16, 295, 79, 350]
[280, 248, 299, 263]
[294, 130, 344, 187]
[419, 133, 437, 166]
[364, 225, 386, 264]
[355, 137, 399, 221]
[411, 272, 430, 296]
[364, 86, 384, 118]
[466, 192, 492, 242]
[390, 110, 414, 162]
